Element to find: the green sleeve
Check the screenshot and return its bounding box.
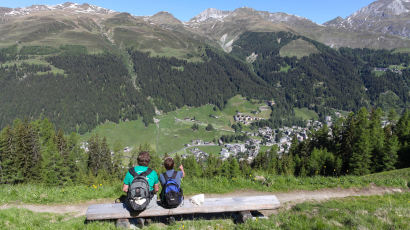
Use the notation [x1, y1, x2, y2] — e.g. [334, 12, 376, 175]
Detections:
[123, 171, 133, 185]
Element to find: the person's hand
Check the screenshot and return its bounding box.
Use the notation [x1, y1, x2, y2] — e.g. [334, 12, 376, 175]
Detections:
[179, 165, 184, 170]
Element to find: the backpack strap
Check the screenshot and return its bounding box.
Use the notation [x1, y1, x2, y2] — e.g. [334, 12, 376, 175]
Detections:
[128, 167, 138, 177]
[163, 170, 178, 181]
[128, 167, 152, 177]
[171, 170, 178, 179]
[139, 168, 152, 177]
[163, 172, 169, 182]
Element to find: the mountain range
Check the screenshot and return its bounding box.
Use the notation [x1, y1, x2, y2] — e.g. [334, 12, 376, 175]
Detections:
[1, 0, 410, 52]
[0, 0, 409, 132]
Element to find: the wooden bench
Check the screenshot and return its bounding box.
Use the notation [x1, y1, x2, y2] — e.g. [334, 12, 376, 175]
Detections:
[86, 195, 280, 227]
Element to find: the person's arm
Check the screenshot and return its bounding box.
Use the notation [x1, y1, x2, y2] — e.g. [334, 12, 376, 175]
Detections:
[122, 184, 129, 193]
[154, 183, 159, 193]
[179, 165, 185, 178]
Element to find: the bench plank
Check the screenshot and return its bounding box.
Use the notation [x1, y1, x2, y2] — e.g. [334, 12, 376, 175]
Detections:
[86, 195, 280, 220]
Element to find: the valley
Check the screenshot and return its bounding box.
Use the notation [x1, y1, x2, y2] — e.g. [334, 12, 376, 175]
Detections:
[0, 1, 409, 229]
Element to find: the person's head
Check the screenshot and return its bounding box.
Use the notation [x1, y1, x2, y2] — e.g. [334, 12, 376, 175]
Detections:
[137, 151, 150, 166]
[164, 157, 174, 170]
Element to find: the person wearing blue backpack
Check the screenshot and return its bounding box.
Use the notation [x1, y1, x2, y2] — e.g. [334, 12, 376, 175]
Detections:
[159, 157, 185, 208]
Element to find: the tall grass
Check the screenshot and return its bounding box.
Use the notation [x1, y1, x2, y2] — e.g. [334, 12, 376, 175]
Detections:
[1, 168, 408, 204]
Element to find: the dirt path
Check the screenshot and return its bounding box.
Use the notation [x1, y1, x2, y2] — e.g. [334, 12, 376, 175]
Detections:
[0, 186, 406, 218]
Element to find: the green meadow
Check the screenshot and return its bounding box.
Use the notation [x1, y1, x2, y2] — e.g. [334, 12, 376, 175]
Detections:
[1, 168, 408, 205]
[81, 95, 271, 154]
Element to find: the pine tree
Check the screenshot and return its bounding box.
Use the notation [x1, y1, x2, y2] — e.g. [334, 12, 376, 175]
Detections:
[100, 137, 113, 175]
[340, 113, 355, 174]
[369, 108, 385, 172]
[14, 120, 42, 183]
[382, 134, 399, 171]
[0, 126, 18, 183]
[395, 110, 410, 168]
[349, 108, 372, 175]
[55, 129, 71, 184]
[112, 141, 124, 180]
[87, 135, 100, 176]
[267, 147, 279, 174]
[229, 157, 241, 178]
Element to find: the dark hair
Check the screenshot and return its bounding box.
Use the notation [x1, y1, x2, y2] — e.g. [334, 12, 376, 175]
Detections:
[137, 151, 150, 166]
[164, 157, 174, 170]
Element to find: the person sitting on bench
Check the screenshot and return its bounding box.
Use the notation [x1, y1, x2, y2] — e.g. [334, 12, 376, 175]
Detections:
[123, 151, 159, 210]
[159, 157, 185, 208]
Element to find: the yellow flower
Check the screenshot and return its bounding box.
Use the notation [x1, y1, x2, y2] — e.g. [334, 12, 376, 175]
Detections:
[100, 184, 102, 186]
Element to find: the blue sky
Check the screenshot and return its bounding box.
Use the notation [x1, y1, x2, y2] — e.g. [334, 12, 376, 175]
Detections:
[1, 0, 375, 23]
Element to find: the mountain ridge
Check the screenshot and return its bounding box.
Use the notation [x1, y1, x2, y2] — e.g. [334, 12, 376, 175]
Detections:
[325, 0, 410, 38]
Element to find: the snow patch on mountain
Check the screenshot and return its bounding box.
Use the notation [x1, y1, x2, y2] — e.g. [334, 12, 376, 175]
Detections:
[190, 8, 230, 23]
[3, 2, 115, 17]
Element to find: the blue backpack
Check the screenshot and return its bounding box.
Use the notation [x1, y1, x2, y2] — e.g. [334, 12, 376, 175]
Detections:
[161, 171, 183, 208]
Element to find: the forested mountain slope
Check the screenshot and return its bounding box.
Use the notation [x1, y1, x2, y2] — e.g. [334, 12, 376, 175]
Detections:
[0, 2, 409, 133]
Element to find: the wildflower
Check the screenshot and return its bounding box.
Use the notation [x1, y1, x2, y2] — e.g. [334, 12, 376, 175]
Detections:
[100, 184, 102, 186]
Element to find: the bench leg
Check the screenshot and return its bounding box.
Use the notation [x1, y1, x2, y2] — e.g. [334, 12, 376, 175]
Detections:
[237, 211, 252, 223]
[136, 218, 145, 228]
[167, 216, 176, 225]
[116, 218, 130, 229]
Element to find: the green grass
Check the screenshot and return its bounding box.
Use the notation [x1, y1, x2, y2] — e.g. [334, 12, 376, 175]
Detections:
[2, 58, 65, 75]
[195, 146, 223, 155]
[19, 46, 60, 55]
[372, 69, 386, 77]
[393, 47, 410, 53]
[81, 95, 271, 154]
[0, 184, 121, 205]
[1, 168, 408, 205]
[294, 107, 319, 121]
[0, 193, 408, 229]
[223, 95, 271, 120]
[279, 39, 320, 59]
[237, 192, 410, 230]
[279, 64, 291, 73]
[81, 113, 231, 155]
[0, 208, 115, 230]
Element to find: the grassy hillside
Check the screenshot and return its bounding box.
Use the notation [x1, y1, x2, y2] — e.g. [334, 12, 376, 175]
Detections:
[279, 38, 319, 58]
[81, 95, 270, 154]
[294, 108, 319, 121]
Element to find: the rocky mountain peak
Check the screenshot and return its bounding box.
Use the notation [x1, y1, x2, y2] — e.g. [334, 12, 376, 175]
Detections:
[189, 8, 230, 23]
[324, 0, 410, 38]
[351, 0, 410, 18]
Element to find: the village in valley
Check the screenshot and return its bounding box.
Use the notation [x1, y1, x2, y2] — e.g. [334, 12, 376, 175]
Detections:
[178, 99, 338, 162]
[183, 118, 328, 162]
